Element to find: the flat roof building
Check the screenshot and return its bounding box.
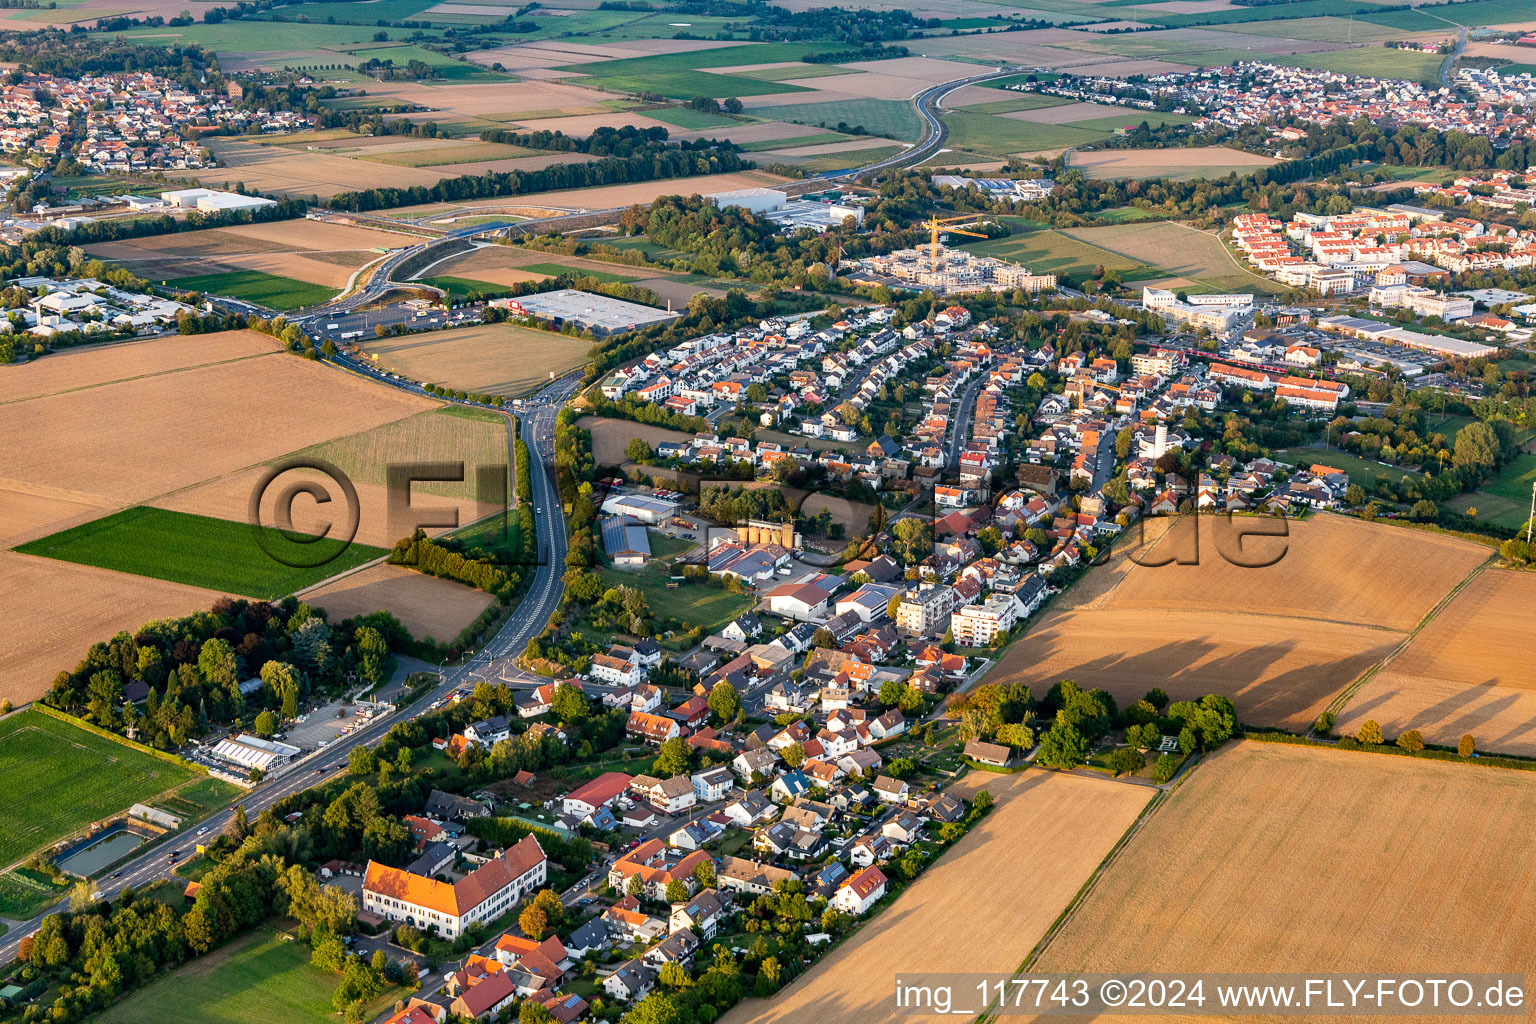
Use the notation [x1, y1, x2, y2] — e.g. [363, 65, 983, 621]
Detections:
[496, 289, 680, 336]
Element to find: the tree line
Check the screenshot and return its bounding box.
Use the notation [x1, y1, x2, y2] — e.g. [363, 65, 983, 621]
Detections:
[328, 144, 752, 213]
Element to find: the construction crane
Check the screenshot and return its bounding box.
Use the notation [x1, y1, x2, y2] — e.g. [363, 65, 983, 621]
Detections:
[1073, 378, 1122, 409]
[922, 214, 989, 272]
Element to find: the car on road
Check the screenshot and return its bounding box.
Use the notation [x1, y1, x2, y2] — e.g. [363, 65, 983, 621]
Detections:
[196, 827, 208, 836]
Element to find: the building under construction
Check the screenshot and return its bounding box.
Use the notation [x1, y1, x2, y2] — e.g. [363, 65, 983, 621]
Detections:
[847, 244, 1056, 296]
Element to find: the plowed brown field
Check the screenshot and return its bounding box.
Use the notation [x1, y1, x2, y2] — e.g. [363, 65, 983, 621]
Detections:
[305, 563, 495, 640]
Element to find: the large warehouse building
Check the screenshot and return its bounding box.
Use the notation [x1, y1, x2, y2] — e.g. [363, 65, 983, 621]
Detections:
[494, 289, 680, 336]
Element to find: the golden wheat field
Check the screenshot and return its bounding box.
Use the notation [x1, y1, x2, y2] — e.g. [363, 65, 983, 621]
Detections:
[1033, 742, 1536, 1023]
[720, 770, 1152, 1024]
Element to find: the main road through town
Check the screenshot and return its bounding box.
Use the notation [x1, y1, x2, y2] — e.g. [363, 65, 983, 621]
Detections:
[0, 369, 582, 962]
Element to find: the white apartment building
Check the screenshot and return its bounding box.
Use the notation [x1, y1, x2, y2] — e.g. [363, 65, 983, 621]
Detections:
[949, 593, 1020, 646]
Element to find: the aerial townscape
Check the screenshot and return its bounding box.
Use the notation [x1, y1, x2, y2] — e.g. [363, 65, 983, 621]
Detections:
[4, 1, 1536, 1023]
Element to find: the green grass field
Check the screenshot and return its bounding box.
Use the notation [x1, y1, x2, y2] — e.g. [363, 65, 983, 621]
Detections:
[956, 93, 1073, 114]
[169, 271, 337, 311]
[1272, 47, 1445, 82]
[735, 98, 925, 141]
[941, 110, 1109, 156]
[1361, 0, 1535, 30]
[1482, 453, 1536, 504]
[417, 274, 512, 299]
[596, 566, 754, 637]
[0, 870, 69, 919]
[644, 107, 739, 130]
[519, 261, 643, 284]
[16, 507, 385, 600]
[1275, 446, 1419, 488]
[736, 132, 848, 152]
[778, 145, 904, 173]
[959, 216, 1155, 282]
[96, 926, 401, 1024]
[569, 43, 830, 99]
[0, 711, 195, 869]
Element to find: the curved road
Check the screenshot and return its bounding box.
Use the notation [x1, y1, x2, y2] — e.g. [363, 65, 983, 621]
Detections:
[841, 67, 1022, 178]
[0, 369, 581, 963]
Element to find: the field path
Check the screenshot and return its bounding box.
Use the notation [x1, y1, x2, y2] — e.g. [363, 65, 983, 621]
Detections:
[1324, 551, 1496, 720]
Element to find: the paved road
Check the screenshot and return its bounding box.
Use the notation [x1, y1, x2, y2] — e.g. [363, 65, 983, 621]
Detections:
[945, 374, 986, 472]
[0, 369, 582, 962]
[840, 68, 1022, 178]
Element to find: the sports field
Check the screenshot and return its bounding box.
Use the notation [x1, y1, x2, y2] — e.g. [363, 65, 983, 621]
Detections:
[992, 515, 1489, 730]
[1034, 742, 1536, 984]
[16, 507, 386, 600]
[0, 710, 194, 869]
[1275, 447, 1418, 489]
[168, 270, 337, 310]
[721, 770, 1151, 1024]
[96, 925, 401, 1024]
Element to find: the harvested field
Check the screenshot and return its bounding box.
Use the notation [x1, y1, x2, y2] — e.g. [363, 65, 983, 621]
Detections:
[192, 138, 451, 198]
[85, 217, 418, 287]
[0, 551, 228, 705]
[1068, 144, 1278, 180]
[720, 770, 1151, 1024]
[505, 112, 681, 136]
[1062, 220, 1283, 291]
[760, 137, 897, 157]
[306, 562, 495, 640]
[405, 170, 794, 214]
[577, 416, 695, 465]
[1034, 741, 1536, 997]
[154, 406, 510, 550]
[361, 322, 592, 401]
[1336, 568, 1536, 756]
[1095, 514, 1486, 630]
[0, 332, 431, 538]
[991, 515, 1489, 729]
[0, 330, 275, 406]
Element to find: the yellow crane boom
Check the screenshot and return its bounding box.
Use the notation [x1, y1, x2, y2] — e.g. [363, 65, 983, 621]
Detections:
[921, 214, 990, 271]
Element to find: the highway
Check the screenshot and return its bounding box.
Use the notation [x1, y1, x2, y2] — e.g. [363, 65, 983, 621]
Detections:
[0, 367, 582, 962]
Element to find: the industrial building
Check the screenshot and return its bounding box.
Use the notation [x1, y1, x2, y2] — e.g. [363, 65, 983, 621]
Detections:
[495, 289, 680, 336]
[765, 200, 865, 233]
[601, 514, 652, 566]
[707, 187, 788, 216]
[159, 188, 278, 213]
[208, 734, 300, 774]
[601, 493, 679, 524]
